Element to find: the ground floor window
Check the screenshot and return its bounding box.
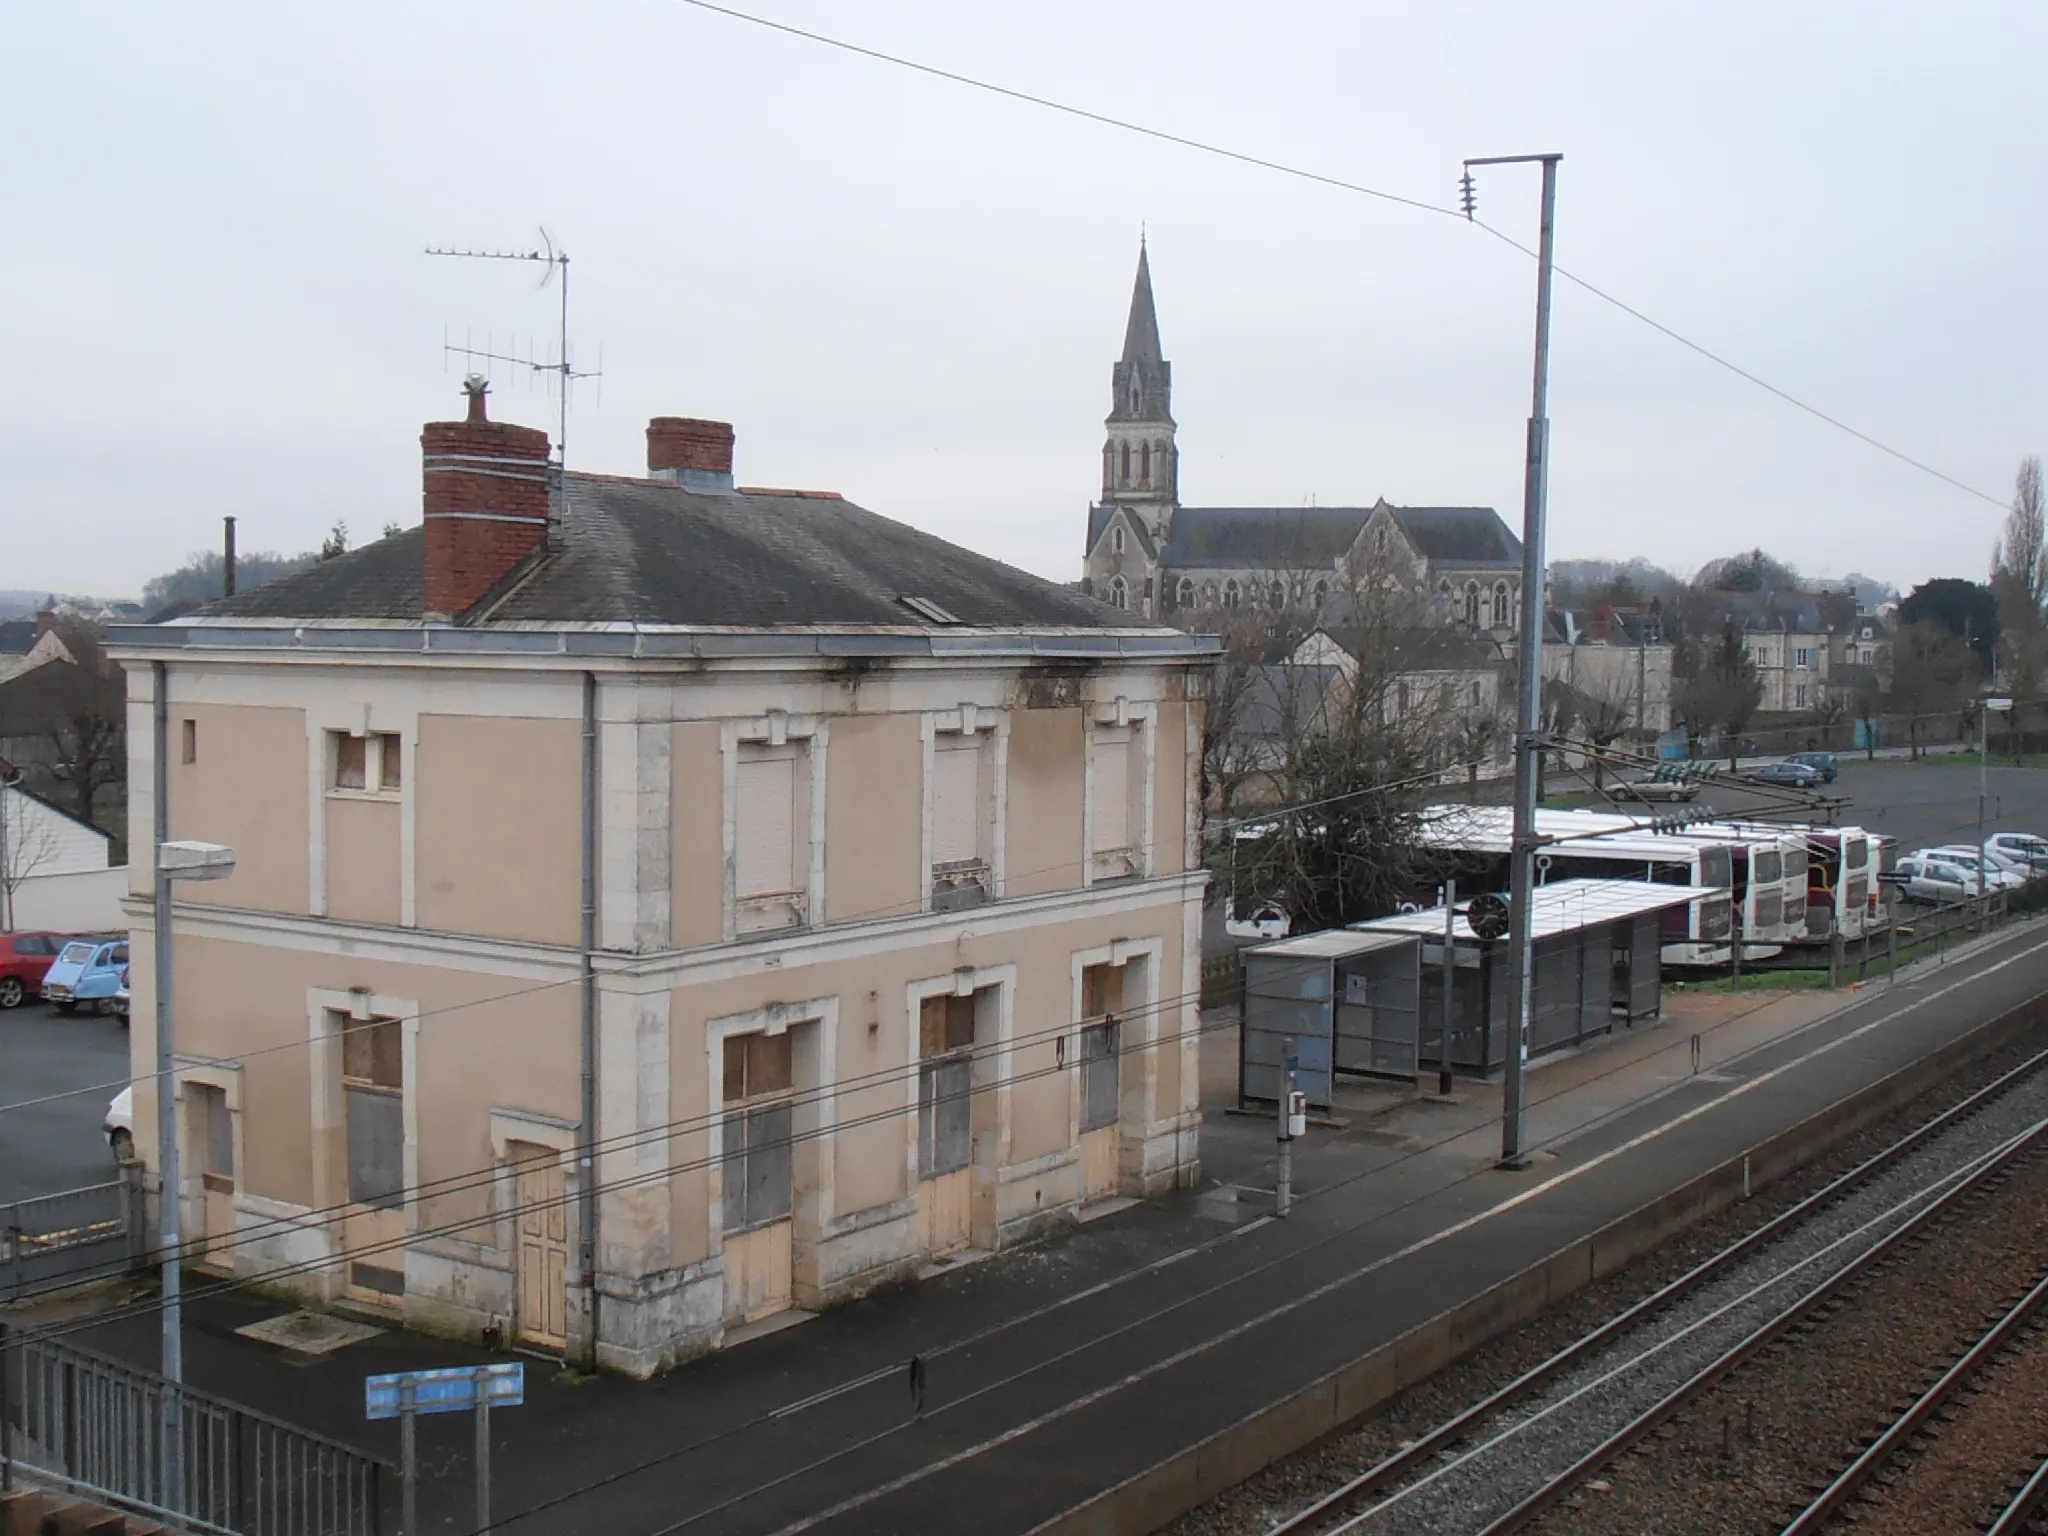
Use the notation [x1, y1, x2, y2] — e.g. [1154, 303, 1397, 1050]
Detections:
[1079, 962, 1126, 1133]
[721, 1032, 794, 1232]
[918, 993, 976, 1178]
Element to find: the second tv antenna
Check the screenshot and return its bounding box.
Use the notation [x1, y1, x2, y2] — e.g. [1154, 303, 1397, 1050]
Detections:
[427, 229, 601, 468]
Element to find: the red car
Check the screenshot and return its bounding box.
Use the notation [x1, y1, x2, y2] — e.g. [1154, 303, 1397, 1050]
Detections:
[0, 931, 67, 1009]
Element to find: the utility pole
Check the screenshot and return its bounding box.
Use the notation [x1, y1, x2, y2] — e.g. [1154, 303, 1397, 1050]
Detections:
[1464, 151, 1562, 1169]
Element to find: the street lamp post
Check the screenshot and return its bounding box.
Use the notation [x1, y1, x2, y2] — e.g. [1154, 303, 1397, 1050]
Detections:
[1979, 696, 2011, 921]
[1463, 151, 1562, 1169]
[151, 661, 236, 1516]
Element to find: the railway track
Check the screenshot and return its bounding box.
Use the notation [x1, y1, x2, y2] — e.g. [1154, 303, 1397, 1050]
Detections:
[1988, 1455, 2048, 1536]
[1254, 1045, 2048, 1536]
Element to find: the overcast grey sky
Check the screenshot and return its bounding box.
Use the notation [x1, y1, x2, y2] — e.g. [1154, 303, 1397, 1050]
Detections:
[4, 2, 2043, 600]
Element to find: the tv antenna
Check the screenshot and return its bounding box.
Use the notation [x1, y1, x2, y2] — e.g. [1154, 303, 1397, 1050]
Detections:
[426, 228, 601, 469]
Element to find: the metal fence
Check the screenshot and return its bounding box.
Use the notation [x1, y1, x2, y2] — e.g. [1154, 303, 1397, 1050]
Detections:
[2, 1173, 142, 1300]
[1, 1322, 389, 1536]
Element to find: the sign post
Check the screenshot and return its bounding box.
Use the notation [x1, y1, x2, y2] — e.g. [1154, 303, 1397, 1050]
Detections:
[367, 1362, 525, 1536]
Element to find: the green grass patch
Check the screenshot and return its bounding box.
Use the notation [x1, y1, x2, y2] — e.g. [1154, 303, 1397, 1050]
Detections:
[1671, 968, 1835, 994]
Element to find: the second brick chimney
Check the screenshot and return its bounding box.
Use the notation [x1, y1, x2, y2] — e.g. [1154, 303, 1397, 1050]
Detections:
[421, 376, 553, 619]
[646, 417, 735, 492]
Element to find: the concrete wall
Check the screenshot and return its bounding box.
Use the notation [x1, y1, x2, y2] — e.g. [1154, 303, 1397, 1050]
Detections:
[7, 865, 126, 933]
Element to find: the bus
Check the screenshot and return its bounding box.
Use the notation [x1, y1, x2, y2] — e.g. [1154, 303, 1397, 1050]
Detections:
[1666, 822, 1806, 959]
[1799, 825, 1882, 940]
[1417, 807, 1735, 965]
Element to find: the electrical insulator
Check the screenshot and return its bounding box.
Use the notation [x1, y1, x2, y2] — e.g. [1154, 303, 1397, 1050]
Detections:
[1459, 170, 1478, 220]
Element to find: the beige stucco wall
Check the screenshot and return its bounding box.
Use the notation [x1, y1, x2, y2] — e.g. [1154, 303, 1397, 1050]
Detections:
[1154, 700, 1189, 877]
[1005, 706, 1085, 896]
[127, 929, 581, 1223]
[671, 723, 724, 948]
[325, 797, 401, 926]
[415, 715, 580, 944]
[824, 713, 921, 924]
[164, 703, 309, 913]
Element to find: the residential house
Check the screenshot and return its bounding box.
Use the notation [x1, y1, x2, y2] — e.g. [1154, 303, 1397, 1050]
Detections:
[110, 385, 1215, 1376]
[0, 613, 78, 686]
[1079, 244, 1527, 636]
[1541, 605, 1675, 735]
[1704, 591, 1841, 714]
[0, 765, 118, 932]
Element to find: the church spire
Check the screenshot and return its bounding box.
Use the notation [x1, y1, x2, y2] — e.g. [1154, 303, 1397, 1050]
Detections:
[1109, 238, 1172, 427]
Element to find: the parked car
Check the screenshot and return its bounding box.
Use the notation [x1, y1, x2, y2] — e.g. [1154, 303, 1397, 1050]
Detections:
[1784, 750, 1839, 783]
[1986, 832, 2048, 872]
[1743, 760, 1825, 789]
[1224, 899, 1291, 942]
[104, 1085, 134, 1161]
[109, 965, 130, 1023]
[1893, 853, 1983, 905]
[1920, 847, 2027, 892]
[1614, 777, 1700, 803]
[41, 937, 130, 1014]
[0, 931, 67, 1010]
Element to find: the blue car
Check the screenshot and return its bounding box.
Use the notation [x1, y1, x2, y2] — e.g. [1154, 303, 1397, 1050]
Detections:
[42, 937, 130, 1015]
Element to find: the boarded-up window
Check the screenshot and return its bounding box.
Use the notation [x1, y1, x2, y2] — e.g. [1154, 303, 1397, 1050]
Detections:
[919, 993, 978, 1179]
[1090, 726, 1133, 854]
[734, 746, 807, 922]
[1079, 963, 1123, 1133]
[375, 733, 403, 791]
[721, 1032, 794, 1233]
[342, 1014, 403, 1210]
[333, 732, 367, 790]
[930, 739, 983, 867]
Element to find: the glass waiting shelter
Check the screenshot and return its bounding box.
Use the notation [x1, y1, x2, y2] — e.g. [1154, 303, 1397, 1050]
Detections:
[1239, 929, 1423, 1110]
[1349, 878, 1701, 1076]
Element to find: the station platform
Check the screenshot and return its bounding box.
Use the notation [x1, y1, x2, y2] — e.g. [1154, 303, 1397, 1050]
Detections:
[18, 918, 2048, 1536]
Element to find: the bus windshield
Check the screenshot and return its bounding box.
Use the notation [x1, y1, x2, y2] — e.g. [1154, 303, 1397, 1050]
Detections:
[1700, 846, 1732, 889]
[1754, 850, 1783, 885]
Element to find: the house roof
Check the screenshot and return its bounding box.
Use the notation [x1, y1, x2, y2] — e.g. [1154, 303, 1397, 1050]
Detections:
[199, 476, 1153, 633]
[1386, 507, 1521, 569]
[0, 778, 113, 844]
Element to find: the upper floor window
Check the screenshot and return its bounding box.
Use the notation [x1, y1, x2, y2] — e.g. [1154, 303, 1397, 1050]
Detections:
[929, 728, 994, 911]
[1464, 583, 1481, 627]
[1795, 647, 1812, 669]
[1139, 441, 1151, 488]
[1269, 581, 1287, 610]
[1108, 575, 1129, 610]
[1222, 579, 1242, 610]
[180, 719, 197, 765]
[1119, 442, 1132, 484]
[1088, 721, 1145, 882]
[734, 742, 810, 933]
[1493, 581, 1510, 628]
[331, 731, 402, 795]
[1175, 577, 1196, 610]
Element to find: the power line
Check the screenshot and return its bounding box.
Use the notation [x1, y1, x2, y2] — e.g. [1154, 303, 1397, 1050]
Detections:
[672, 0, 2008, 512]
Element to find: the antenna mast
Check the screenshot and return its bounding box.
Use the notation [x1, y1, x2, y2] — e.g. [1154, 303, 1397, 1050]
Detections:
[426, 231, 600, 470]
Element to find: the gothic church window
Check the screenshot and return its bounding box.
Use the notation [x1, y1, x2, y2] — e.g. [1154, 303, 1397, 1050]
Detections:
[1312, 580, 1329, 608]
[1176, 578, 1195, 609]
[1465, 582, 1481, 627]
[1129, 379, 1141, 414]
[1223, 579, 1241, 611]
[1376, 527, 1387, 556]
[1108, 576, 1129, 610]
[1269, 582, 1286, 610]
[1493, 581, 1510, 628]
[1139, 441, 1151, 487]
[1112, 525, 1125, 554]
[1120, 442, 1131, 484]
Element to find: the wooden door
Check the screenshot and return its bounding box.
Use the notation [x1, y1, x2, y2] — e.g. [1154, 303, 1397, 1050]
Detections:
[723, 1222, 793, 1325]
[721, 1033, 795, 1326]
[188, 1084, 236, 1272]
[512, 1147, 568, 1349]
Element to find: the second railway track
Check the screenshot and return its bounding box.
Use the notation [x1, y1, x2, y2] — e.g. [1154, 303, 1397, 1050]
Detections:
[1249, 1043, 2048, 1536]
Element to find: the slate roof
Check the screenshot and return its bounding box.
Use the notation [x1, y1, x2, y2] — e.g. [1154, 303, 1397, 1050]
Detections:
[1083, 504, 1521, 572]
[201, 476, 1145, 631]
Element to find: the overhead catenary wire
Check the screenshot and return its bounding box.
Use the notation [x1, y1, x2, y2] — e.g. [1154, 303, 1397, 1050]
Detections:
[671, 0, 2006, 513]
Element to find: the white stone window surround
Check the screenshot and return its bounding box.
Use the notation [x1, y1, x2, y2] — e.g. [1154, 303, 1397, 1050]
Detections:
[703, 996, 840, 1259]
[1064, 936, 1163, 1152]
[307, 986, 422, 1240]
[918, 704, 1009, 912]
[720, 712, 829, 941]
[306, 701, 419, 928]
[1081, 696, 1156, 888]
[900, 964, 1017, 1201]
[170, 1054, 244, 1259]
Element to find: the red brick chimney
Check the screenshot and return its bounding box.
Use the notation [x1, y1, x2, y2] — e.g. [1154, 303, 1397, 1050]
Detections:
[421, 377, 553, 619]
[646, 417, 735, 491]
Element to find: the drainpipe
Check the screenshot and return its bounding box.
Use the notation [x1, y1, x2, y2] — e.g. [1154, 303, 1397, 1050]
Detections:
[578, 670, 600, 1370]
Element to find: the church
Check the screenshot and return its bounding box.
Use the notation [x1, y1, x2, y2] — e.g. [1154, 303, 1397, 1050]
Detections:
[1079, 244, 1527, 638]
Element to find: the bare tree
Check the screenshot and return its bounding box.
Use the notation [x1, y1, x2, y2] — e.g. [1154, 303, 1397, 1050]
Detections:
[1807, 689, 1847, 751]
[0, 658, 126, 830]
[1992, 456, 2047, 618]
[1886, 620, 1973, 760]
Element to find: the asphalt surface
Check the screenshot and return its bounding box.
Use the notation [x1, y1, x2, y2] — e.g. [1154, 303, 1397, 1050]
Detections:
[0, 1000, 127, 1203]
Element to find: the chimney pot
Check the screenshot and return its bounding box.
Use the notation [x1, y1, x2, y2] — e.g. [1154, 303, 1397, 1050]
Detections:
[421, 381, 553, 619]
[647, 417, 735, 491]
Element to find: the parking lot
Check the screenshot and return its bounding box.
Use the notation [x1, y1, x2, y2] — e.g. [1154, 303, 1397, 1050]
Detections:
[1702, 757, 2048, 858]
[0, 1002, 127, 1204]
